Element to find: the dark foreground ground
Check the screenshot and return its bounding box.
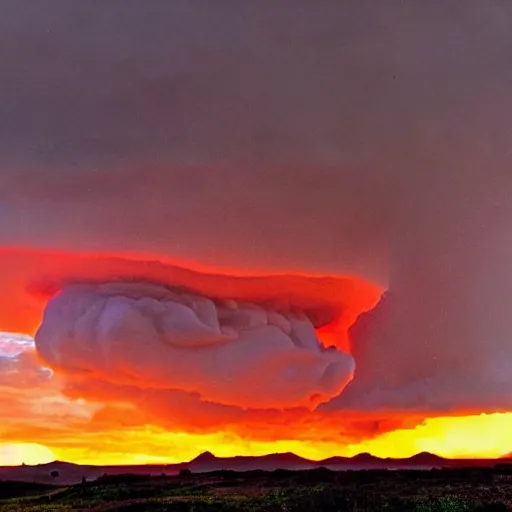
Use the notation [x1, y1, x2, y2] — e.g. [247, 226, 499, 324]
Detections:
[1, 466, 511, 512]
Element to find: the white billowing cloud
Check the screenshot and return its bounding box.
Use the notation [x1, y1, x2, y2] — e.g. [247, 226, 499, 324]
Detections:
[0, 332, 99, 438]
[0, 332, 35, 358]
[35, 282, 355, 409]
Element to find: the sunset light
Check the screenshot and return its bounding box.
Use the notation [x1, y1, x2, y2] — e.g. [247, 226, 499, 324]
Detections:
[36, 414, 512, 466]
[2, 6, 512, 512]
[3, 320, 512, 467]
[0, 444, 55, 467]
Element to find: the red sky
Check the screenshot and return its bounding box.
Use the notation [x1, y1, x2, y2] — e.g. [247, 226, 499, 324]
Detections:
[2, 248, 512, 465]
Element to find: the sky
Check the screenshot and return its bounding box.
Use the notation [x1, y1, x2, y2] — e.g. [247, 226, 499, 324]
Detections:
[2, 1, 512, 465]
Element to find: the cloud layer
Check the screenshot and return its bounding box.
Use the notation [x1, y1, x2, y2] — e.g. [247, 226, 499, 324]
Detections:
[1, 1, 512, 458]
[4, 1, 510, 282]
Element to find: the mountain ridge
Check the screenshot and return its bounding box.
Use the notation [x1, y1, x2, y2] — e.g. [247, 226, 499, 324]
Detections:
[0, 450, 508, 485]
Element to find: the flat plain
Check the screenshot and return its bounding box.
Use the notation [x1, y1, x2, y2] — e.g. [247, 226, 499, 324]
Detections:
[0, 466, 511, 511]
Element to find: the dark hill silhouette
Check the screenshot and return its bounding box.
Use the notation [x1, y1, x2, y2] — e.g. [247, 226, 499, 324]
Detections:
[182, 451, 314, 472]
[189, 451, 217, 464]
[38, 460, 81, 469]
[175, 450, 452, 473]
[407, 452, 447, 464]
[351, 452, 380, 463]
[0, 451, 506, 484]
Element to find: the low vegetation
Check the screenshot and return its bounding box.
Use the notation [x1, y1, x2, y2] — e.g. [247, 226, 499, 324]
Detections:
[0, 466, 511, 511]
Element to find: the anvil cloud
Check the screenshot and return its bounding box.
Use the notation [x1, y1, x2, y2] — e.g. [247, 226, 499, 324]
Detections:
[1, 1, 512, 463]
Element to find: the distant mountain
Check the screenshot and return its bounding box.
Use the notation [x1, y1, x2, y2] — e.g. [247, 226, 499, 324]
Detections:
[0, 450, 504, 485]
[406, 452, 447, 464]
[378, 452, 448, 469]
[351, 452, 379, 462]
[38, 460, 82, 469]
[319, 455, 369, 469]
[174, 450, 452, 474]
[181, 451, 315, 472]
[189, 451, 217, 465]
[319, 452, 377, 465]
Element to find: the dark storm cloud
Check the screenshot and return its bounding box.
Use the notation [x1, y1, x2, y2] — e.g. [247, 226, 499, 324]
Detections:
[1, 0, 509, 278]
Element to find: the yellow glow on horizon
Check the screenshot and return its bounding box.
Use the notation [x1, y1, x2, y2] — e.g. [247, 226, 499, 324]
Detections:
[1, 329, 511, 466]
[0, 443, 55, 466]
[28, 413, 512, 466]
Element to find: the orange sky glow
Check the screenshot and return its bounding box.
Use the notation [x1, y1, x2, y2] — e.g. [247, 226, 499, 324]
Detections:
[1, 248, 511, 467]
[3, 415, 512, 467]
[2, 1, 512, 474]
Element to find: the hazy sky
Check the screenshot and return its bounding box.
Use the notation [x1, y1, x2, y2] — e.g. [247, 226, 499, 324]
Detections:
[2, 1, 512, 464]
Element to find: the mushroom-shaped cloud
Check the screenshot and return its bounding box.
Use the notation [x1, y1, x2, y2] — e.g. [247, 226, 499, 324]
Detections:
[35, 281, 355, 409]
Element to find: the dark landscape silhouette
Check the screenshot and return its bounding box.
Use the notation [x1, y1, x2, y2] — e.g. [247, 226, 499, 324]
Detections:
[1, 450, 511, 485]
[1, 454, 511, 511]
